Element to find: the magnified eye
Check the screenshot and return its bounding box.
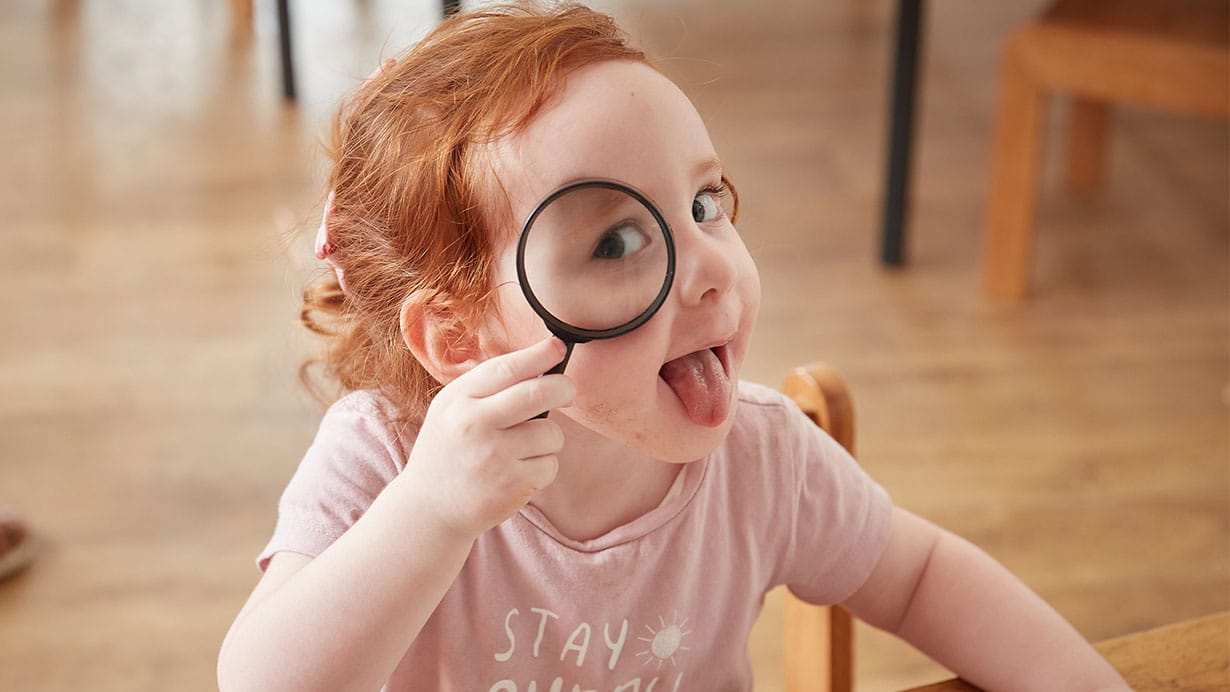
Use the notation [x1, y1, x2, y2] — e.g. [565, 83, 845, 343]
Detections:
[593, 222, 649, 260]
[692, 189, 725, 223]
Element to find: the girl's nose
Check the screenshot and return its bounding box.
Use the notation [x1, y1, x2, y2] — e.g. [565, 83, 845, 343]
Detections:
[673, 225, 739, 307]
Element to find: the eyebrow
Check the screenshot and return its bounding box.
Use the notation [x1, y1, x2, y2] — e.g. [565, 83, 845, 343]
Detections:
[694, 157, 723, 181]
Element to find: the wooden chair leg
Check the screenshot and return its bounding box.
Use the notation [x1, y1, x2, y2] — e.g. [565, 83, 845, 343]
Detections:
[1067, 97, 1111, 192]
[827, 607, 854, 692]
[983, 31, 1049, 302]
[783, 593, 826, 692]
[784, 595, 853, 692]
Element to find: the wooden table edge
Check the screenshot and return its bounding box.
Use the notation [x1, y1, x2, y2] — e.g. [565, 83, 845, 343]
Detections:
[899, 611, 1230, 692]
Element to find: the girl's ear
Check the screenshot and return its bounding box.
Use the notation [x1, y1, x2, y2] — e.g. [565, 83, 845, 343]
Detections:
[399, 290, 485, 385]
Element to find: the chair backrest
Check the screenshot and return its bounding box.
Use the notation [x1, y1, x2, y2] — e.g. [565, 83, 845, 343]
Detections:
[781, 363, 856, 692]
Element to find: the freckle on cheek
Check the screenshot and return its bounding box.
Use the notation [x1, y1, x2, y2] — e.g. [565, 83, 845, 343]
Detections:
[581, 402, 646, 443]
[587, 402, 617, 424]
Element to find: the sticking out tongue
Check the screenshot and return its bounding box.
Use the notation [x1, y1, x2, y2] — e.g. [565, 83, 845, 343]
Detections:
[659, 347, 732, 427]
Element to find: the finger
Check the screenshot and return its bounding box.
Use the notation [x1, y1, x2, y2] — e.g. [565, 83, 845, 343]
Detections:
[499, 418, 565, 459]
[518, 454, 560, 493]
[482, 374, 574, 428]
[458, 336, 566, 399]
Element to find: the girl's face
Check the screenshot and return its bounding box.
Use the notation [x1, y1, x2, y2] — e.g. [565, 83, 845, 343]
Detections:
[483, 59, 761, 463]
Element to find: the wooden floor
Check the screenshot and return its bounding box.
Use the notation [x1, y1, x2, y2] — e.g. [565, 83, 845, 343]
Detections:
[1, 1, 1226, 690]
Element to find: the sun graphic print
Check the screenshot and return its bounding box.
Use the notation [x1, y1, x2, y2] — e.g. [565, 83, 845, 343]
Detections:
[635, 613, 692, 669]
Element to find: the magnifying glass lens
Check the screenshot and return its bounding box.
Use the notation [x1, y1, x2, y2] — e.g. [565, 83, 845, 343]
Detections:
[520, 185, 671, 332]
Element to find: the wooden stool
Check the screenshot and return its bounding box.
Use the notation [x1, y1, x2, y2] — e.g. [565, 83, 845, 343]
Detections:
[982, 0, 1229, 301]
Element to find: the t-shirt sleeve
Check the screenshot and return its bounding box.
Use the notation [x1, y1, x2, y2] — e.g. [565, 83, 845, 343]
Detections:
[776, 397, 894, 606]
[256, 392, 409, 571]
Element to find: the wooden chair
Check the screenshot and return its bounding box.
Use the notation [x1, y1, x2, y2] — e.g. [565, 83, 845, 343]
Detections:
[982, 0, 1230, 301]
[781, 363, 858, 692]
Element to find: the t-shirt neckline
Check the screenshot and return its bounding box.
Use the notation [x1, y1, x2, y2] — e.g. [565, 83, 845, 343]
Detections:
[515, 457, 710, 553]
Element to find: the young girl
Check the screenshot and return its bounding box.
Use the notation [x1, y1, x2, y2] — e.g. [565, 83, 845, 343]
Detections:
[219, 4, 1129, 691]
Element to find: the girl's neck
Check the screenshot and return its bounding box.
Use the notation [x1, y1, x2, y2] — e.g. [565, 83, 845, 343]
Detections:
[527, 414, 683, 543]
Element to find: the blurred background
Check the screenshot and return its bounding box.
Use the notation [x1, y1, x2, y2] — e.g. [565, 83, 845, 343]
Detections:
[0, 0, 1226, 690]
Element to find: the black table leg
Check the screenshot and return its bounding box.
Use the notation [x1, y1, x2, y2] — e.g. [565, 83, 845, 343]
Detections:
[277, 0, 297, 101]
[881, 0, 924, 266]
[275, 1, 459, 103]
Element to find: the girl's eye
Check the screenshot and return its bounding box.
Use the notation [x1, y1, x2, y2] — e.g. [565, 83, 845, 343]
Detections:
[692, 189, 725, 223]
[593, 222, 649, 260]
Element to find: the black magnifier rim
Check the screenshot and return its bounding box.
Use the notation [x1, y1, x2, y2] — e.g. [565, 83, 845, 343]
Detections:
[516, 179, 676, 343]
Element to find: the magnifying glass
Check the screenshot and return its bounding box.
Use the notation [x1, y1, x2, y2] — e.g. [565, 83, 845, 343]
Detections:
[516, 179, 676, 397]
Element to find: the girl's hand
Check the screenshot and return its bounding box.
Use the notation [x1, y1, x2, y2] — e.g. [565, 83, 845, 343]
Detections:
[403, 336, 574, 539]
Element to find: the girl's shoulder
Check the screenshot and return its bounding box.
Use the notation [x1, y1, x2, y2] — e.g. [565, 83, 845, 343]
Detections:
[731, 379, 811, 434]
[734, 379, 794, 410]
[316, 389, 420, 466]
[327, 388, 397, 416]
[725, 379, 846, 467]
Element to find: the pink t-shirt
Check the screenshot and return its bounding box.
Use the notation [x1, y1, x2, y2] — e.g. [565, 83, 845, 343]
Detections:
[259, 381, 892, 691]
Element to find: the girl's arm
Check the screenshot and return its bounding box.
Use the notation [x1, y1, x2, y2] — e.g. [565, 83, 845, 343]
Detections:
[841, 507, 1130, 691]
[217, 481, 475, 692]
[217, 336, 574, 692]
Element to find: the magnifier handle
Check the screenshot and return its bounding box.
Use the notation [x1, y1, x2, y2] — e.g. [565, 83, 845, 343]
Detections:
[532, 340, 575, 420]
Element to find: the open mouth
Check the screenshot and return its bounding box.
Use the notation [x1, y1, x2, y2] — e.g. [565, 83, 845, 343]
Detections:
[658, 343, 733, 427]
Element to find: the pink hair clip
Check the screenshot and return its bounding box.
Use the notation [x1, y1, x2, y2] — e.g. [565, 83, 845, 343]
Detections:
[312, 62, 396, 298]
[314, 191, 349, 295]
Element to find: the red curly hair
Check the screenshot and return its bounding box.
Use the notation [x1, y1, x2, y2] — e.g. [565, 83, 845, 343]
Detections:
[300, 3, 650, 419]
